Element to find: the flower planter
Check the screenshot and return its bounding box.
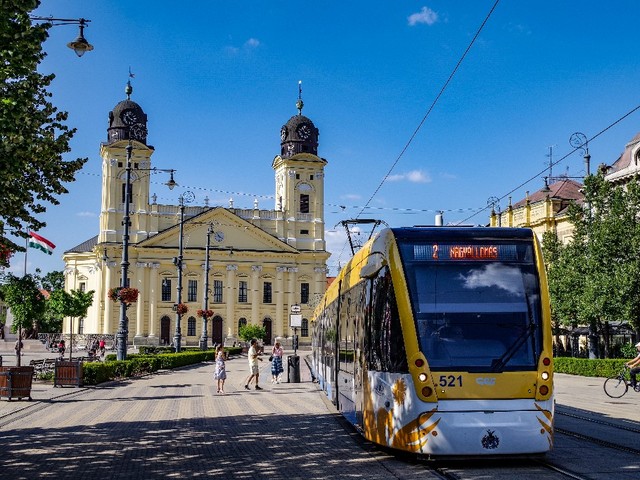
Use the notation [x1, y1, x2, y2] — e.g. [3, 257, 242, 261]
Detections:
[54, 360, 83, 387]
[0, 366, 34, 401]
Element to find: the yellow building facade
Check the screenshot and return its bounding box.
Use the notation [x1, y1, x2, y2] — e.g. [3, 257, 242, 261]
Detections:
[489, 178, 584, 243]
[62, 87, 329, 346]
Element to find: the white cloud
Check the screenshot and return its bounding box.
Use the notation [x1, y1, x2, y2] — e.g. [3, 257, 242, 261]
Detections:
[408, 6, 439, 26]
[387, 170, 431, 183]
[341, 193, 361, 200]
[77, 211, 97, 218]
[244, 38, 260, 48]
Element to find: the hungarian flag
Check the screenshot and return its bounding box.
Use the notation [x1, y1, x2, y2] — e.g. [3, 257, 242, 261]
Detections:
[28, 231, 56, 255]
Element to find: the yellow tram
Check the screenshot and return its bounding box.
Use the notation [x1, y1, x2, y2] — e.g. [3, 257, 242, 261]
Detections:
[312, 227, 554, 456]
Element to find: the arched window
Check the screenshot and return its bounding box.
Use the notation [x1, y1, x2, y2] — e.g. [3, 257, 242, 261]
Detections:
[238, 317, 247, 331]
[301, 318, 309, 337]
[187, 316, 196, 336]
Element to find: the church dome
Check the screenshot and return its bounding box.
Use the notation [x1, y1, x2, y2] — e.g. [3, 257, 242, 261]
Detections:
[280, 84, 319, 158]
[107, 82, 148, 145]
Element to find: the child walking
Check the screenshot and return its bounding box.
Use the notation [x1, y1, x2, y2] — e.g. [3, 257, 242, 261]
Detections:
[214, 345, 227, 394]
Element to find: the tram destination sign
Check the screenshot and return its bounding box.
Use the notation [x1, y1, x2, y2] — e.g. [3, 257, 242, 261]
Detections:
[414, 243, 518, 262]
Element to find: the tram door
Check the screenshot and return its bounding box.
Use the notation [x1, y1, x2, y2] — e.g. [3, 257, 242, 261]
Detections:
[211, 316, 223, 345]
[160, 316, 171, 345]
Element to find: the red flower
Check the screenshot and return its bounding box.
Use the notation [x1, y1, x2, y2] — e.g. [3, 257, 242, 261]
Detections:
[176, 303, 188, 315]
[196, 309, 214, 318]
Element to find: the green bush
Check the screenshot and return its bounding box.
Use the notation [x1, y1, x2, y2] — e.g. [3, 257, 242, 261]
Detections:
[554, 357, 628, 377]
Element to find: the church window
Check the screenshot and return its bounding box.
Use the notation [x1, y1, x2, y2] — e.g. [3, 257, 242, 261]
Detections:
[238, 281, 248, 303]
[161, 279, 172, 302]
[238, 317, 247, 331]
[301, 318, 309, 337]
[263, 282, 272, 304]
[300, 194, 310, 213]
[187, 316, 196, 336]
[301, 282, 309, 304]
[188, 279, 198, 302]
[213, 280, 223, 303]
[300, 229, 309, 235]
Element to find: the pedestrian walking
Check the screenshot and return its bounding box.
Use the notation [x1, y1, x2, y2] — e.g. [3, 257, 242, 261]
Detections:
[14, 338, 23, 360]
[214, 345, 227, 394]
[271, 341, 284, 383]
[244, 338, 263, 390]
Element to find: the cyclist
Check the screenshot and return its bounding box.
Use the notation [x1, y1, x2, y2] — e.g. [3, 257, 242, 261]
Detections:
[626, 342, 640, 389]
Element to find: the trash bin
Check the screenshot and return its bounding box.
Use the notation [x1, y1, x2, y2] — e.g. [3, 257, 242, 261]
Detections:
[288, 355, 300, 383]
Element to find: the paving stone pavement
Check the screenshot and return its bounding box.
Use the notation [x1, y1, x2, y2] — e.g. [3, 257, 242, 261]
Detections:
[0, 350, 433, 480]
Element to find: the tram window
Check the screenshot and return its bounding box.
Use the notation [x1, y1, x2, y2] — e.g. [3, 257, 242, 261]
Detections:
[408, 262, 541, 372]
[366, 267, 408, 373]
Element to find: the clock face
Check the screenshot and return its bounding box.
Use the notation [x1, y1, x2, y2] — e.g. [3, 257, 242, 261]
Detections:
[214, 231, 224, 243]
[569, 132, 587, 149]
[280, 126, 288, 141]
[297, 123, 311, 140]
[130, 123, 147, 140]
[121, 110, 139, 126]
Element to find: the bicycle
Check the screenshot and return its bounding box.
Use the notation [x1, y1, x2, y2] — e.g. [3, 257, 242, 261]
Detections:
[603, 365, 640, 398]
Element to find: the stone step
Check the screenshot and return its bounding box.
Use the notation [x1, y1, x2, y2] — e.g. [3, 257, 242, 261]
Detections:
[0, 339, 49, 353]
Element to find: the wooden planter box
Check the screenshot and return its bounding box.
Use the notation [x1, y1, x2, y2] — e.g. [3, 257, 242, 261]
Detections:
[0, 366, 34, 401]
[54, 360, 83, 387]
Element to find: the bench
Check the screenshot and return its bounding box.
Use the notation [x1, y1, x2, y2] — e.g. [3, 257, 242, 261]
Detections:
[29, 358, 58, 376]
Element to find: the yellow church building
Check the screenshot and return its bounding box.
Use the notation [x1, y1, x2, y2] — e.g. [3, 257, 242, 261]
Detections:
[62, 85, 329, 347]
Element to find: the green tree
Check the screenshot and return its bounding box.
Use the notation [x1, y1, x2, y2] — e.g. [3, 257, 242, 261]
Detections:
[48, 288, 94, 359]
[542, 173, 640, 358]
[0, 0, 87, 257]
[238, 324, 267, 343]
[36, 269, 66, 332]
[0, 273, 46, 365]
[36, 269, 64, 292]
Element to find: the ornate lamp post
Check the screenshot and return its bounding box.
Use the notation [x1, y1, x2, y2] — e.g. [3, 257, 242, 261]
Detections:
[198, 224, 213, 350]
[29, 16, 94, 57]
[173, 191, 195, 353]
[116, 139, 178, 361]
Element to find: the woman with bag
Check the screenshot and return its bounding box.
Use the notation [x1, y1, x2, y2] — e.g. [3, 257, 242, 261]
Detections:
[271, 341, 284, 383]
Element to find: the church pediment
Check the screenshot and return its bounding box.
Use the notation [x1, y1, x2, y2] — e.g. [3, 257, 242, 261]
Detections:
[137, 207, 298, 253]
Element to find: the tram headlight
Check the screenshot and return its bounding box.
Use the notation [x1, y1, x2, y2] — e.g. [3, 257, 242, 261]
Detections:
[541, 371, 549, 380]
[539, 385, 549, 395]
[421, 386, 433, 397]
[418, 373, 428, 382]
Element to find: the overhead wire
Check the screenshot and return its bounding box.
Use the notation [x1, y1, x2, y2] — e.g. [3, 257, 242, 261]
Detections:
[457, 102, 640, 225]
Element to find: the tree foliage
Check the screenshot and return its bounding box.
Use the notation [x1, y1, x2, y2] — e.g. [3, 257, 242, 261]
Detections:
[0, 273, 46, 336]
[0, 0, 87, 257]
[48, 288, 94, 321]
[542, 173, 640, 350]
[238, 323, 267, 343]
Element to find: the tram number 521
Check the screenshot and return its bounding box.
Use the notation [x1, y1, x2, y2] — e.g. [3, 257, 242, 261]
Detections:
[439, 375, 463, 387]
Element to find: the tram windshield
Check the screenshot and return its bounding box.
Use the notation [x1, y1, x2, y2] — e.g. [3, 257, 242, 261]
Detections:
[398, 239, 543, 372]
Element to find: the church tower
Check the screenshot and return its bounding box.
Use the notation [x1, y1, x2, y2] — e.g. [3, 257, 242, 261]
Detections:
[99, 81, 157, 245]
[272, 83, 327, 251]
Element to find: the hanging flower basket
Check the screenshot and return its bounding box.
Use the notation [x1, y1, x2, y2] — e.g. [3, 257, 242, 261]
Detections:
[108, 287, 139, 304]
[0, 243, 12, 268]
[196, 309, 214, 319]
[175, 303, 188, 315]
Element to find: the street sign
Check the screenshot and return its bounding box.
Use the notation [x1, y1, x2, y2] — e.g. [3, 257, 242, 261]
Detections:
[291, 304, 301, 314]
[290, 314, 302, 327]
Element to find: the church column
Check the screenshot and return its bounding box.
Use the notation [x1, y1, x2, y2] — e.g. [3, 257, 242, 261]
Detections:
[251, 265, 262, 324]
[103, 262, 116, 334]
[148, 263, 159, 344]
[226, 264, 237, 334]
[134, 262, 147, 343]
[287, 267, 298, 336]
[275, 266, 286, 338]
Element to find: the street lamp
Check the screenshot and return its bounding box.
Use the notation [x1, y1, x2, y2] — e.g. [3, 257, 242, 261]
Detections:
[199, 224, 213, 350]
[173, 191, 195, 353]
[116, 140, 178, 361]
[29, 16, 94, 57]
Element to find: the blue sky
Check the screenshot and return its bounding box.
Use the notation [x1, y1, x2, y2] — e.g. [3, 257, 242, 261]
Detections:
[8, 0, 640, 277]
